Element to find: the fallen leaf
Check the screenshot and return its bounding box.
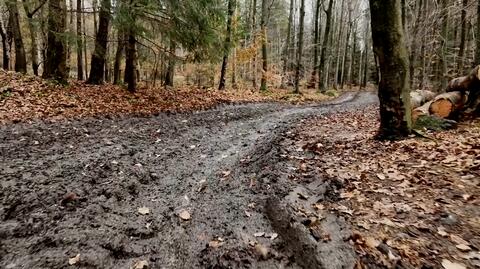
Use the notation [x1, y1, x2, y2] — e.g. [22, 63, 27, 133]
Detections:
[245, 210, 252, 217]
[437, 227, 448, 237]
[138, 207, 150, 215]
[255, 243, 269, 259]
[441, 259, 466, 269]
[456, 244, 472, 251]
[376, 173, 386, 180]
[68, 254, 80, 265]
[132, 260, 149, 269]
[450, 235, 469, 246]
[209, 240, 224, 248]
[365, 237, 380, 249]
[254, 232, 265, 237]
[179, 210, 191, 221]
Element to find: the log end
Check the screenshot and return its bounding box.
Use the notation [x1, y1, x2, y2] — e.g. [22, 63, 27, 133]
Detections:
[430, 99, 454, 118]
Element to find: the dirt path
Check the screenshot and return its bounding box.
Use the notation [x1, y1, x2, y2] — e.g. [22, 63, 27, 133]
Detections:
[0, 91, 377, 269]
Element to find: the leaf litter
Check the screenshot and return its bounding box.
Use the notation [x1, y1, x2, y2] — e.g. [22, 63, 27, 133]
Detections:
[282, 106, 480, 268]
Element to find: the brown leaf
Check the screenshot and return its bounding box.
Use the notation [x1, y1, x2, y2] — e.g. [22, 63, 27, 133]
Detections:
[441, 259, 466, 269]
[68, 254, 81, 265]
[179, 210, 191, 221]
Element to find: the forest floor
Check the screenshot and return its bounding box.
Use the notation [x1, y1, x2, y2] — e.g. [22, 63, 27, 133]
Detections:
[0, 70, 332, 125]
[0, 84, 479, 269]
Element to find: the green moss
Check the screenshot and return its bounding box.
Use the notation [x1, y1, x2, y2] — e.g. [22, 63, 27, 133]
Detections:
[413, 115, 457, 131]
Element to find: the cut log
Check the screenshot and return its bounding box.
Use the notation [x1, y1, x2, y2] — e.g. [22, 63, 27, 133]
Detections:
[447, 65, 480, 110]
[429, 91, 466, 119]
[410, 90, 436, 109]
[412, 100, 433, 122]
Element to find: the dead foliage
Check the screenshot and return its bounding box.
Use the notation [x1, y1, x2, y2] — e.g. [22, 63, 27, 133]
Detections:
[0, 70, 330, 124]
[286, 107, 479, 268]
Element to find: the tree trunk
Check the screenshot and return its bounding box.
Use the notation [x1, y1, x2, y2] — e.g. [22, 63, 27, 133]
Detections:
[7, 0, 27, 73]
[281, 0, 294, 88]
[458, 0, 468, 75]
[43, 0, 68, 81]
[218, 0, 236, 91]
[76, 0, 84, 80]
[308, 0, 321, 88]
[259, 0, 268, 92]
[318, 0, 334, 92]
[113, 31, 124, 84]
[124, 30, 136, 92]
[0, 19, 10, 70]
[438, 0, 449, 90]
[475, 0, 480, 65]
[164, 41, 176, 87]
[369, 0, 412, 140]
[294, 0, 305, 94]
[87, 0, 111, 84]
[22, 0, 41, 76]
[251, 0, 257, 89]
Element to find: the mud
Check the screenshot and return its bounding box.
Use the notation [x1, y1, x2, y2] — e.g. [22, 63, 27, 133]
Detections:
[0, 91, 378, 269]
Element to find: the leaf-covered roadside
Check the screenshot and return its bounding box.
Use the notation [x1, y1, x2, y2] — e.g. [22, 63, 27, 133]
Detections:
[285, 107, 479, 268]
[0, 71, 330, 124]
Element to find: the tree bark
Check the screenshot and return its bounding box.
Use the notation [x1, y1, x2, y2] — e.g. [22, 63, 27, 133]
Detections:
[251, 0, 258, 89]
[7, 0, 27, 73]
[259, 0, 268, 92]
[22, 0, 42, 76]
[294, 0, 305, 94]
[124, 30, 136, 92]
[369, 0, 412, 140]
[87, 0, 111, 84]
[458, 0, 468, 75]
[76, 0, 84, 80]
[318, 0, 334, 92]
[218, 0, 236, 91]
[0, 19, 10, 70]
[113, 31, 124, 85]
[164, 41, 176, 87]
[281, 0, 294, 89]
[308, 0, 321, 88]
[438, 0, 449, 90]
[475, 0, 480, 65]
[43, 0, 68, 81]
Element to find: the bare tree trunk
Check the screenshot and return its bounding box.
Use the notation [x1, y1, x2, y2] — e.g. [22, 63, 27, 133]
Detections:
[308, 0, 321, 87]
[294, 0, 305, 94]
[43, 0, 68, 81]
[113, 31, 124, 84]
[219, 0, 236, 91]
[164, 41, 176, 87]
[82, 0, 88, 75]
[0, 18, 10, 70]
[87, 0, 111, 84]
[251, 0, 258, 89]
[369, 0, 412, 140]
[281, 0, 294, 88]
[7, 0, 27, 73]
[318, 0, 334, 92]
[458, 0, 468, 75]
[475, 0, 480, 65]
[438, 0, 449, 90]
[260, 0, 268, 92]
[76, 0, 84, 80]
[124, 29, 136, 92]
[22, 0, 43, 76]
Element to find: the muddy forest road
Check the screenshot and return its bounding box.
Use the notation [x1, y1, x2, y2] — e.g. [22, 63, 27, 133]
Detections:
[1, 91, 377, 269]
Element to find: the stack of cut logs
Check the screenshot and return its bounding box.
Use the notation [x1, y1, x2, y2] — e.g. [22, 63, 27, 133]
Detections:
[412, 65, 480, 122]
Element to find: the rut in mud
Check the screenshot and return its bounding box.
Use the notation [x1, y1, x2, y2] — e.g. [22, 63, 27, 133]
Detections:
[0, 91, 377, 269]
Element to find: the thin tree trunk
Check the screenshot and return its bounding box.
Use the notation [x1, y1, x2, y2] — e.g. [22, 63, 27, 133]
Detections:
[82, 0, 88, 75]
[458, 0, 468, 75]
[439, 0, 449, 90]
[76, 0, 83, 79]
[308, 0, 321, 87]
[0, 18, 10, 70]
[43, 0, 68, 81]
[334, 0, 345, 88]
[124, 29, 136, 92]
[318, 0, 334, 92]
[7, 0, 27, 73]
[164, 41, 176, 87]
[260, 0, 268, 92]
[294, 0, 305, 94]
[87, 0, 111, 84]
[219, 0, 236, 91]
[22, 0, 42, 75]
[281, 0, 294, 88]
[113, 31, 124, 84]
[475, 0, 480, 65]
[369, 0, 412, 140]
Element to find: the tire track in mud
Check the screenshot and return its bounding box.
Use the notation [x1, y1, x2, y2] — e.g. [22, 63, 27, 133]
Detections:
[0, 91, 377, 269]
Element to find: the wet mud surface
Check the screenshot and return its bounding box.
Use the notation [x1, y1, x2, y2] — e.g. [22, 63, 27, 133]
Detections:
[0, 91, 377, 269]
